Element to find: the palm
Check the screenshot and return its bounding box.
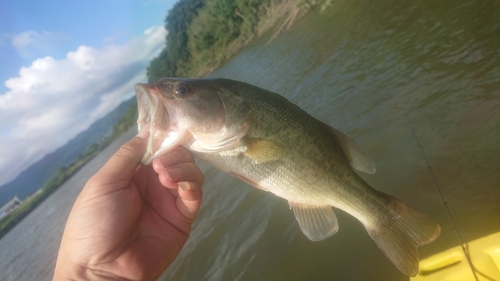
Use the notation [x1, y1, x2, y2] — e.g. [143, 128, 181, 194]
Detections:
[56, 144, 203, 281]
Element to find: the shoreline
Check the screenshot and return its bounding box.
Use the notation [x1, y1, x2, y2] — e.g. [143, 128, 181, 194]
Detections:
[0, 0, 332, 240]
[147, 0, 331, 81]
[0, 103, 138, 239]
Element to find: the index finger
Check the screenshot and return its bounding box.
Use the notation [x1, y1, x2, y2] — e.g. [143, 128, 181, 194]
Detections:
[152, 146, 195, 172]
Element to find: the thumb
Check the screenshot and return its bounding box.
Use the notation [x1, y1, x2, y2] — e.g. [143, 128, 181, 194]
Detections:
[93, 132, 148, 184]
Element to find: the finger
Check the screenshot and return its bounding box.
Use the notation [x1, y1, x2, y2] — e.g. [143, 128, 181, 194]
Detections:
[176, 181, 203, 220]
[157, 162, 204, 190]
[157, 162, 204, 220]
[152, 146, 195, 173]
[90, 133, 148, 185]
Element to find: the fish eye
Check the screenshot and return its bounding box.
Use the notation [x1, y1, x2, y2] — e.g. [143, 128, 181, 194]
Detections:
[175, 83, 190, 96]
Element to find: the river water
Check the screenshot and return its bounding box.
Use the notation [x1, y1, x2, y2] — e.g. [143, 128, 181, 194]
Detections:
[1, 0, 499, 280]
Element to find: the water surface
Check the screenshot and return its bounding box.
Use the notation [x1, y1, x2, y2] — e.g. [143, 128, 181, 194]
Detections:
[0, 0, 498, 280]
[160, 0, 500, 279]
[0, 129, 138, 281]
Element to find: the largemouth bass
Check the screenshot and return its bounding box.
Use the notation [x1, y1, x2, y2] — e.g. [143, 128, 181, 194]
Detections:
[134, 78, 440, 276]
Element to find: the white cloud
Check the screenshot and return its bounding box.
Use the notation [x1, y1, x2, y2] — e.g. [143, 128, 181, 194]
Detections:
[11, 30, 42, 48]
[0, 26, 167, 186]
[11, 30, 63, 58]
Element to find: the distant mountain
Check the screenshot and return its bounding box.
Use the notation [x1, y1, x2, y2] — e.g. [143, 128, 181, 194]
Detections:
[0, 97, 137, 207]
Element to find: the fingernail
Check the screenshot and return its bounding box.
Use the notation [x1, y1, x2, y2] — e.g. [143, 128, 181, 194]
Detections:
[178, 182, 192, 191]
[165, 167, 184, 181]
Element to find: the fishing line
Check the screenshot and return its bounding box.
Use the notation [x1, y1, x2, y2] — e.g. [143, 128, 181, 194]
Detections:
[403, 108, 478, 281]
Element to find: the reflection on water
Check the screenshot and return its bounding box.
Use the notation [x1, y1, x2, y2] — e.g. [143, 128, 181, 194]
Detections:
[0, 0, 498, 280]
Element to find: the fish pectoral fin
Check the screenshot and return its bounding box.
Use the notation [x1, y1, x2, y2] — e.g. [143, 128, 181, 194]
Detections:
[324, 124, 376, 174]
[289, 202, 339, 241]
[243, 137, 283, 164]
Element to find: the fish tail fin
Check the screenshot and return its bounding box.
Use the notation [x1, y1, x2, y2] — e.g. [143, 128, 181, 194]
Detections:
[365, 196, 441, 276]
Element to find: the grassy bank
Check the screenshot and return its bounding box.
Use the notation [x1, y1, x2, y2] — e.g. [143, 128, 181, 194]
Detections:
[147, 0, 331, 81]
[0, 102, 138, 239]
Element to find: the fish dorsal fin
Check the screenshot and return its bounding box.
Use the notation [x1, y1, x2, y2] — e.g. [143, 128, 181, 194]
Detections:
[289, 202, 339, 241]
[243, 137, 283, 164]
[325, 125, 376, 174]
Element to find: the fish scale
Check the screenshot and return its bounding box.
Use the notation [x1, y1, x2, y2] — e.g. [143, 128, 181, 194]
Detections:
[134, 77, 441, 276]
[219, 80, 365, 204]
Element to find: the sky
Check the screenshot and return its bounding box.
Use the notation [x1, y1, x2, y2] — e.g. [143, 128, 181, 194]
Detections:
[0, 0, 178, 186]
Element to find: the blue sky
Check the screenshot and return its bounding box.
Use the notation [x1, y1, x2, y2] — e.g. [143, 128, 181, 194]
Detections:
[1, 0, 177, 92]
[0, 0, 178, 186]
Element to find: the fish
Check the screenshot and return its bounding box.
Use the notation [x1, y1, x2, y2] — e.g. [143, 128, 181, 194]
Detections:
[134, 78, 441, 276]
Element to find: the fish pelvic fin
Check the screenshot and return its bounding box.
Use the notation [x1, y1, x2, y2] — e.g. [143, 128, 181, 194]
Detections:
[366, 197, 441, 277]
[290, 202, 339, 242]
[324, 124, 376, 174]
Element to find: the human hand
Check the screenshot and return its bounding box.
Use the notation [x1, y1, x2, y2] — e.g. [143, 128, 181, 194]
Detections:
[53, 133, 204, 281]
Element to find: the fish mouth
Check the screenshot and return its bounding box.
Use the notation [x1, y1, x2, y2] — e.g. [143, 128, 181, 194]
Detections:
[134, 83, 171, 165]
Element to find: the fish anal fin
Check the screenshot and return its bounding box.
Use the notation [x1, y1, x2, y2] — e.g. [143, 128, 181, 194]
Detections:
[366, 197, 441, 276]
[230, 172, 269, 192]
[290, 202, 339, 241]
[325, 124, 376, 174]
[243, 137, 283, 164]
